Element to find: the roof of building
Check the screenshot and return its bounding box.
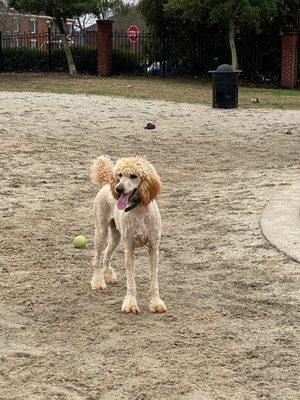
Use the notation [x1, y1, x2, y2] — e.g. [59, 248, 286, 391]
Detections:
[0, 1, 75, 21]
[85, 8, 148, 32]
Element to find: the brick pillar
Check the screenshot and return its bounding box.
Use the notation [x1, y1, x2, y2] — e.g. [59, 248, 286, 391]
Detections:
[281, 32, 299, 88]
[97, 20, 113, 76]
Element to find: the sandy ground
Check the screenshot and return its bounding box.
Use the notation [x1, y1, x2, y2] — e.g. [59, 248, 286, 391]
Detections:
[0, 92, 299, 400]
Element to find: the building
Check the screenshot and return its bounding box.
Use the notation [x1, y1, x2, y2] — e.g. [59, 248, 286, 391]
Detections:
[85, 6, 148, 33]
[0, 1, 75, 38]
[112, 6, 147, 33]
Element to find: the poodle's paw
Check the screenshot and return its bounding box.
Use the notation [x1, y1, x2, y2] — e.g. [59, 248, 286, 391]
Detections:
[91, 273, 107, 291]
[122, 295, 140, 314]
[103, 267, 118, 284]
[149, 297, 167, 313]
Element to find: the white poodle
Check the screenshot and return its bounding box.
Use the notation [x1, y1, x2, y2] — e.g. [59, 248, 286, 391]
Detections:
[90, 156, 167, 314]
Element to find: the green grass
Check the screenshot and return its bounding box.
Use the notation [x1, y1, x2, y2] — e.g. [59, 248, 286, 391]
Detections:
[0, 73, 299, 109]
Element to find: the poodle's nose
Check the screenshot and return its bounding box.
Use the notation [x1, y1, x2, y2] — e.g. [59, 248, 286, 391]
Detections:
[116, 185, 124, 194]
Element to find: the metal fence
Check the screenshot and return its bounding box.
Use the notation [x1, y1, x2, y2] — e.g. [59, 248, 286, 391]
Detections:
[111, 29, 282, 84]
[111, 30, 228, 77]
[0, 27, 283, 85]
[237, 27, 282, 84]
[0, 28, 97, 72]
[0, 29, 97, 49]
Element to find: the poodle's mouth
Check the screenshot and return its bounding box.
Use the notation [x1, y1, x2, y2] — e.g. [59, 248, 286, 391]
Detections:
[117, 189, 137, 211]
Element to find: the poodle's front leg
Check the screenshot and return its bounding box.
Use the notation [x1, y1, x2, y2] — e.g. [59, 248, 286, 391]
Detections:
[148, 245, 167, 313]
[122, 244, 139, 313]
[102, 221, 120, 284]
[91, 227, 108, 291]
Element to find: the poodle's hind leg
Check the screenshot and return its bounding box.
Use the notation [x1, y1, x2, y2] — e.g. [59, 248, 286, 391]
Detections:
[91, 218, 110, 292]
[148, 245, 167, 313]
[102, 220, 120, 284]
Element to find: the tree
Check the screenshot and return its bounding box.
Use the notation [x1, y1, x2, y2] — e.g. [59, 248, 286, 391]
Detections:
[9, 0, 90, 75]
[88, 0, 128, 20]
[76, 0, 129, 33]
[75, 13, 95, 32]
[139, 0, 174, 34]
[164, 0, 280, 69]
[275, 0, 300, 31]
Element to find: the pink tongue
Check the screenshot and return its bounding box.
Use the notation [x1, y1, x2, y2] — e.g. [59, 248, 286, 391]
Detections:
[117, 193, 131, 210]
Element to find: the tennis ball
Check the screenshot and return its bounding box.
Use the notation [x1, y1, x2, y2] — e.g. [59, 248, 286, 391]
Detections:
[74, 235, 87, 249]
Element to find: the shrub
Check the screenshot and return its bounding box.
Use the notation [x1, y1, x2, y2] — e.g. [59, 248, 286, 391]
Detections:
[112, 48, 145, 75]
[71, 46, 97, 74]
[1, 46, 144, 75]
[2, 47, 50, 72]
[1, 45, 97, 74]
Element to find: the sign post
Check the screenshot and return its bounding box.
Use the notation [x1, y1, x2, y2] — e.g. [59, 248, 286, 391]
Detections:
[127, 25, 140, 43]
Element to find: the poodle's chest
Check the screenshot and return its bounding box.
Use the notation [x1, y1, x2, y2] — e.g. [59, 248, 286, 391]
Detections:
[114, 212, 150, 247]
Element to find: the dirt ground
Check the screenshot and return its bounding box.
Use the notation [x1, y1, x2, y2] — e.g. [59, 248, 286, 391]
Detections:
[0, 92, 299, 400]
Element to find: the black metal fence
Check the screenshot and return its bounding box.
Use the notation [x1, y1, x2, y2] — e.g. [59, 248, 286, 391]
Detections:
[0, 28, 97, 49]
[111, 28, 282, 84]
[111, 30, 228, 78]
[0, 27, 283, 85]
[0, 28, 97, 73]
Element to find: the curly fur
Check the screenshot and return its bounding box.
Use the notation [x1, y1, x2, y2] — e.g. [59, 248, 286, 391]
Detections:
[90, 155, 166, 314]
[90, 156, 113, 186]
[91, 156, 162, 204]
[139, 171, 162, 206]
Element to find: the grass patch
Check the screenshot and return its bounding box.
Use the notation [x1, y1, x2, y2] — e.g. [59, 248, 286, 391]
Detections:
[0, 73, 299, 109]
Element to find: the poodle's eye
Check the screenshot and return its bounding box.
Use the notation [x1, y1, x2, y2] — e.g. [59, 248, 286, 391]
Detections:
[130, 174, 137, 179]
[118, 173, 122, 178]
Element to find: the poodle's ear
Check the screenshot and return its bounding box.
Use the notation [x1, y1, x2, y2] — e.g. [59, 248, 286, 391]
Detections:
[110, 175, 119, 200]
[139, 169, 162, 206]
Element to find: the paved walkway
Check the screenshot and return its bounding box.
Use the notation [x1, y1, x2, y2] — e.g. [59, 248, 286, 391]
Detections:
[260, 178, 300, 263]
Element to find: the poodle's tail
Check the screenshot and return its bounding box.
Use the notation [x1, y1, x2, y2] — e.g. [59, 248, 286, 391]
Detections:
[91, 156, 113, 186]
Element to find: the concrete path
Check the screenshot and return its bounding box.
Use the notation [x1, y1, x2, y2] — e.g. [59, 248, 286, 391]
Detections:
[260, 178, 300, 263]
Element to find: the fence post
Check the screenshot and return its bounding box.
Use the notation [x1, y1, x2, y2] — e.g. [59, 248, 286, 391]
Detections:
[281, 32, 299, 88]
[47, 25, 52, 71]
[0, 31, 2, 72]
[97, 20, 113, 76]
[162, 34, 166, 78]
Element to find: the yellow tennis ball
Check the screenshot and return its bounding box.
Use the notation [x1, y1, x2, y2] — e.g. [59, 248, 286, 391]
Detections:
[74, 235, 87, 248]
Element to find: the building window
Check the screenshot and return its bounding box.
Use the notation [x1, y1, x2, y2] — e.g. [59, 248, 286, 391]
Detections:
[65, 23, 73, 35]
[30, 39, 37, 48]
[13, 18, 19, 33]
[13, 38, 19, 47]
[29, 18, 36, 34]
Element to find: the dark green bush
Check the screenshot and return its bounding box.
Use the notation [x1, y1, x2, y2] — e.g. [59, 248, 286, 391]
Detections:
[71, 46, 97, 74]
[1, 45, 144, 75]
[2, 47, 50, 72]
[112, 48, 145, 75]
[1, 45, 97, 74]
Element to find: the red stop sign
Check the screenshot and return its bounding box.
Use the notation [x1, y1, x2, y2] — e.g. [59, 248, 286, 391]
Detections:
[128, 25, 140, 43]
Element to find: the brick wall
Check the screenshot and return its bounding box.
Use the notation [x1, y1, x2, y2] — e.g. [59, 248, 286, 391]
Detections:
[0, 12, 75, 35]
[0, 13, 49, 34]
[97, 20, 113, 76]
[281, 32, 299, 88]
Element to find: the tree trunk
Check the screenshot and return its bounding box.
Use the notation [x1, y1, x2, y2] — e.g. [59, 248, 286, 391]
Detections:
[56, 18, 76, 76]
[228, 18, 238, 70]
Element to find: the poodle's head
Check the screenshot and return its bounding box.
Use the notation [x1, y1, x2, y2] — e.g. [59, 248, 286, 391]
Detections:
[110, 157, 162, 210]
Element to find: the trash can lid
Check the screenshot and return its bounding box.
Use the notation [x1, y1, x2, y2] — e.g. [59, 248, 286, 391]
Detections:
[209, 64, 241, 73]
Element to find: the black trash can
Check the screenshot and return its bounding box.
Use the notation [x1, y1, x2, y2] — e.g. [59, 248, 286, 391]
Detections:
[209, 64, 241, 109]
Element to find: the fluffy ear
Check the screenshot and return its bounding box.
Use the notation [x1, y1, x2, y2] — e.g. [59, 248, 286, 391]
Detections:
[139, 169, 162, 206]
[110, 176, 119, 200]
[91, 156, 113, 186]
